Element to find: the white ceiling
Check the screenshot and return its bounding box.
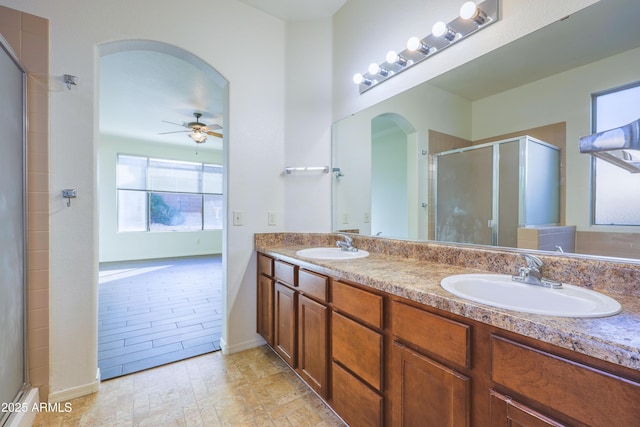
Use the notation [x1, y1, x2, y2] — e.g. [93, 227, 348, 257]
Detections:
[237, 0, 347, 21]
[100, 49, 225, 151]
[429, 0, 640, 101]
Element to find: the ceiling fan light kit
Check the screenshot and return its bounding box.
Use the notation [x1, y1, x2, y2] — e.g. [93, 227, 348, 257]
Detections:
[159, 112, 223, 144]
[189, 132, 207, 143]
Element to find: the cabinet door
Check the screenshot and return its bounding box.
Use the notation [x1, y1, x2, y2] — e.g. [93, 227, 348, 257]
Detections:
[489, 391, 566, 427]
[391, 342, 470, 427]
[332, 361, 383, 427]
[257, 274, 274, 346]
[274, 282, 297, 367]
[297, 295, 329, 398]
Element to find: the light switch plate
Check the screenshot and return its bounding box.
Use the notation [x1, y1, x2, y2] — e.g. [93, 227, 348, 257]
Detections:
[233, 211, 243, 226]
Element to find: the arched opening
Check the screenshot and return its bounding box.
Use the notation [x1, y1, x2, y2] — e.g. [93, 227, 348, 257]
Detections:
[371, 113, 423, 239]
[97, 40, 228, 379]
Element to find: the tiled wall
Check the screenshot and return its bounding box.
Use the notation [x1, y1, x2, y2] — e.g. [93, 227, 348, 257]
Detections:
[0, 5, 50, 401]
[518, 226, 576, 253]
[577, 231, 640, 259]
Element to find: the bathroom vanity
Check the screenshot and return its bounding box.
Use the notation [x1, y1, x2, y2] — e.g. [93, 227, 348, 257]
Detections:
[255, 233, 640, 426]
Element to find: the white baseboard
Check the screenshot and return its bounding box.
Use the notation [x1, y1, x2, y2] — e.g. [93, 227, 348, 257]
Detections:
[5, 387, 39, 427]
[220, 336, 264, 355]
[47, 378, 100, 403]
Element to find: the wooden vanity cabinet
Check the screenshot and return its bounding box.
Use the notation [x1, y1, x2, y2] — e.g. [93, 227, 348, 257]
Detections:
[331, 280, 385, 427]
[256, 252, 640, 426]
[258, 256, 330, 398]
[390, 300, 471, 427]
[256, 254, 275, 346]
[489, 335, 640, 427]
[297, 269, 330, 398]
[272, 259, 298, 367]
[274, 281, 297, 367]
[489, 391, 566, 427]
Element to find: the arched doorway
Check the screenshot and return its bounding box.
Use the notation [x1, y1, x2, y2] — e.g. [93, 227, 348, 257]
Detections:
[97, 40, 228, 379]
[371, 113, 424, 239]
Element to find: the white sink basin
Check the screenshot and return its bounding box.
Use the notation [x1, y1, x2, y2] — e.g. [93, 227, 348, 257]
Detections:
[296, 247, 370, 260]
[441, 274, 621, 318]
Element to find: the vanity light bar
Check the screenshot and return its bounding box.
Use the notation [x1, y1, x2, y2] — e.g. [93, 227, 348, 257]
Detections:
[353, 0, 499, 94]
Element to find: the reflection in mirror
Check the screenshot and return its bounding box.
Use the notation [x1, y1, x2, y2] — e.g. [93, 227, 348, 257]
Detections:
[332, 0, 640, 261]
[371, 114, 425, 240]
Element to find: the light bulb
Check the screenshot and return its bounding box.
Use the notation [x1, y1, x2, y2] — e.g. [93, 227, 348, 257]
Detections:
[368, 63, 389, 77]
[352, 73, 372, 86]
[386, 50, 408, 66]
[432, 21, 457, 41]
[459, 1, 477, 20]
[432, 21, 447, 37]
[406, 37, 430, 54]
[460, 1, 487, 24]
[406, 36, 421, 51]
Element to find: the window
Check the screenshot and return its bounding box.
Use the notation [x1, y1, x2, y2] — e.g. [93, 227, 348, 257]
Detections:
[592, 82, 640, 225]
[117, 155, 223, 232]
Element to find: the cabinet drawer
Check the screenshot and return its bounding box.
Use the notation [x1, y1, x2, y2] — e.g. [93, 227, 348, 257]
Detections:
[298, 269, 328, 303]
[391, 300, 470, 369]
[274, 259, 297, 287]
[332, 311, 383, 391]
[257, 253, 273, 277]
[491, 335, 640, 426]
[332, 361, 382, 427]
[332, 280, 383, 329]
[490, 391, 566, 427]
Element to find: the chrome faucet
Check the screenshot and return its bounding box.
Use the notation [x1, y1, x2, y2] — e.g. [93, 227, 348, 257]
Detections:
[336, 234, 358, 252]
[512, 254, 562, 289]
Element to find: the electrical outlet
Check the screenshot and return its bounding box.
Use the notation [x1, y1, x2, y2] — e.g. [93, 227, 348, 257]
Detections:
[268, 211, 277, 226]
[364, 212, 370, 223]
[233, 210, 243, 226]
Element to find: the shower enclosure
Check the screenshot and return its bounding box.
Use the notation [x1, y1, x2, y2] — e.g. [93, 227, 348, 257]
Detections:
[434, 135, 560, 247]
[0, 36, 27, 425]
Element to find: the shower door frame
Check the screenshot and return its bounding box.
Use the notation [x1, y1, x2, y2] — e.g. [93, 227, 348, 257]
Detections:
[0, 33, 29, 426]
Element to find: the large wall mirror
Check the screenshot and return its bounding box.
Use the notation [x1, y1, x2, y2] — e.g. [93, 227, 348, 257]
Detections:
[332, 0, 640, 261]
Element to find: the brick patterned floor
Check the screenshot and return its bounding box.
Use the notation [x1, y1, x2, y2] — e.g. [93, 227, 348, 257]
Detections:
[34, 346, 345, 426]
[98, 255, 222, 380]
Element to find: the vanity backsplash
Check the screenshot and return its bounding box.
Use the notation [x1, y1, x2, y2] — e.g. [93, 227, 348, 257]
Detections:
[255, 233, 640, 298]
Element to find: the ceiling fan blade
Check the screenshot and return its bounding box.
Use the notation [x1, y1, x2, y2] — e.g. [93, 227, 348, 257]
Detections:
[158, 130, 190, 135]
[203, 124, 223, 131]
[206, 131, 223, 139]
[161, 120, 187, 127]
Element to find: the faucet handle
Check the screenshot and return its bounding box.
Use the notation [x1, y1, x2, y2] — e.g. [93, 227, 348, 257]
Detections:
[523, 253, 543, 270]
[337, 233, 353, 244]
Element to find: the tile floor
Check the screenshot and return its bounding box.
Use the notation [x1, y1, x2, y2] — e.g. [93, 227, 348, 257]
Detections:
[98, 256, 222, 380]
[33, 346, 346, 427]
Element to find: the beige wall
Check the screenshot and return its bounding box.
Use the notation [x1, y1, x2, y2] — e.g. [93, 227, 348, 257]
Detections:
[0, 5, 50, 401]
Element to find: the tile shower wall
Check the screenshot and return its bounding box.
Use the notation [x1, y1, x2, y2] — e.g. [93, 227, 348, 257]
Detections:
[0, 5, 50, 401]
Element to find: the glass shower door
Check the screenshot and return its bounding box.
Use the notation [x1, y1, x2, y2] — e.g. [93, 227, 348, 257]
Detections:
[435, 145, 494, 245]
[0, 37, 27, 423]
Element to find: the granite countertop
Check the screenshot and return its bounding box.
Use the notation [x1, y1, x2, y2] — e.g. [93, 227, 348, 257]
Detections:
[256, 241, 640, 373]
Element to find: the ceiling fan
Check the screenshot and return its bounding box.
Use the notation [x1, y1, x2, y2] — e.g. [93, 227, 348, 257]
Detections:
[160, 112, 223, 143]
